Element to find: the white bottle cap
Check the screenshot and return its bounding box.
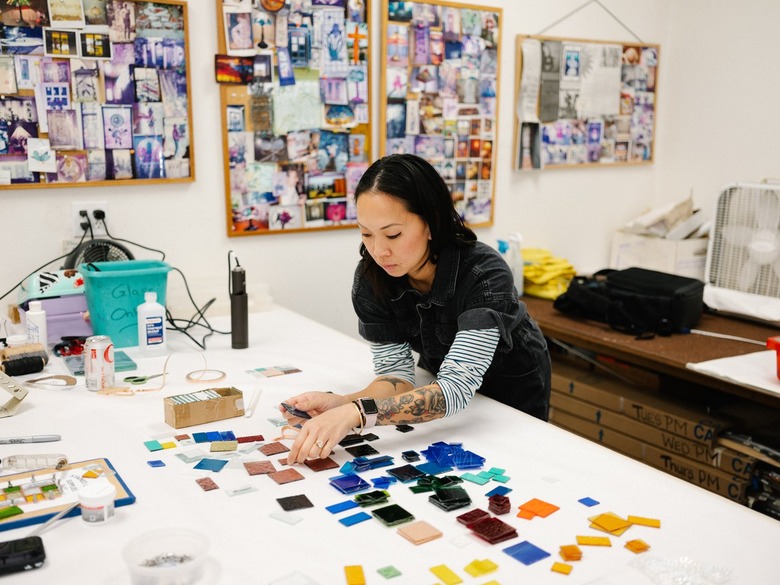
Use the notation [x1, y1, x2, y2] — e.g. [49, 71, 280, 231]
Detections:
[6, 334, 28, 347]
[144, 291, 157, 303]
[28, 300, 43, 312]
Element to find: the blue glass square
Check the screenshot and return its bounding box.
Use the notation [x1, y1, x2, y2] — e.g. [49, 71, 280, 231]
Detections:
[330, 473, 371, 494]
[578, 496, 600, 507]
[486, 485, 512, 497]
[326, 500, 360, 514]
[205, 431, 222, 442]
[220, 431, 236, 441]
[503, 541, 551, 566]
[192, 432, 208, 443]
[338, 511, 372, 526]
[193, 458, 229, 472]
[147, 460, 166, 467]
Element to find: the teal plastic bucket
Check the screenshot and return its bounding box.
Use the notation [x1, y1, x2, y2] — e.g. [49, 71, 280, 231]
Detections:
[80, 260, 171, 348]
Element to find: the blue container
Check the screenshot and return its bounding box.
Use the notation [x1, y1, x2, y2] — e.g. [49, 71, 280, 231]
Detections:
[80, 260, 171, 348]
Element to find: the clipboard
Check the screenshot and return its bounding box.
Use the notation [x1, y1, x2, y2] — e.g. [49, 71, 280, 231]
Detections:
[0, 458, 135, 532]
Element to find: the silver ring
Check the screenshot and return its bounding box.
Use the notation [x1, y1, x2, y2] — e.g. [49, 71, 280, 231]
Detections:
[315, 440, 325, 449]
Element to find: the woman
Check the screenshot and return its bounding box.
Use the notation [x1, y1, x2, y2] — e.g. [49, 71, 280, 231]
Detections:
[282, 154, 551, 463]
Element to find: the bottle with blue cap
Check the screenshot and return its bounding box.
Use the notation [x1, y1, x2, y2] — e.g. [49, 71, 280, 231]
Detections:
[137, 292, 167, 357]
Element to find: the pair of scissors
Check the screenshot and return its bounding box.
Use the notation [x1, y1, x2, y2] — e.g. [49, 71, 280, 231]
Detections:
[123, 373, 163, 385]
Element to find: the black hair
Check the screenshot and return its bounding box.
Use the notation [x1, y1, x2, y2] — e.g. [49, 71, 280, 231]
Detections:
[354, 154, 476, 298]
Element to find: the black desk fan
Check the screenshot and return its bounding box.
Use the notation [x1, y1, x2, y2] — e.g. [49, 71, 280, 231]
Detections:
[62, 239, 134, 269]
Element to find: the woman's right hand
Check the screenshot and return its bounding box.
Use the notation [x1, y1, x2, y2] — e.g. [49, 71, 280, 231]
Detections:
[278, 391, 346, 423]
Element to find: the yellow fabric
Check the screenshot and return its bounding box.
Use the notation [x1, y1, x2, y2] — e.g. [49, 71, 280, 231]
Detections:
[521, 248, 576, 300]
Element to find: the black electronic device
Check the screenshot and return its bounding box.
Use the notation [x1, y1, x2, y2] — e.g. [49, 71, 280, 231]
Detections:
[281, 402, 312, 420]
[229, 252, 249, 350]
[0, 536, 45, 575]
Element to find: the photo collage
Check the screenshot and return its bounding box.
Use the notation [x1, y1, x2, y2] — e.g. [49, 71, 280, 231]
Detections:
[515, 37, 658, 170]
[0, 0, 191, 185]
[219, 0, 370, 235]
[381, 1, 501, 227]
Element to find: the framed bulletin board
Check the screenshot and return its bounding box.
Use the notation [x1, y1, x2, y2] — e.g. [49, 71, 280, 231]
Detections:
[379, 0, 501, 228]
[0, 0, 194, 188]
[514, 35, 659, 170]
[217, 0, 372, 237]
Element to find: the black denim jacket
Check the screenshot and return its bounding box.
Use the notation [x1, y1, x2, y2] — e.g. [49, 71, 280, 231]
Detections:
[352, 241, 551, 419]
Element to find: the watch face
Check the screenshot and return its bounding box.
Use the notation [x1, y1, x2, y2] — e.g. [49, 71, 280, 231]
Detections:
[361, 398, 378, 415]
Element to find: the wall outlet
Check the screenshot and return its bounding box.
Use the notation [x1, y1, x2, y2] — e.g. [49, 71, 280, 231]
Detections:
[71, 201, 108, 237]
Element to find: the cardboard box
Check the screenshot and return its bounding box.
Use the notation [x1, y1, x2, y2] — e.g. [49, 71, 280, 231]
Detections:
[551, 360, 732, 446]
[550, 409, 747, 504]
[164, 387, 245, 429]
[610, 230, 708, 280]
[551, 391, 755, 478]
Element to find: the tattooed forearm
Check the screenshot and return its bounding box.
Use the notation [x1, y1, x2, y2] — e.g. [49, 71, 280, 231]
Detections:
[376, 384, 446, 425]
[376, 376, 410, 393]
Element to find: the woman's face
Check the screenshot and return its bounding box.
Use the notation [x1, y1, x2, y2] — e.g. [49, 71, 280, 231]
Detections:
[357, 190, 431, 280]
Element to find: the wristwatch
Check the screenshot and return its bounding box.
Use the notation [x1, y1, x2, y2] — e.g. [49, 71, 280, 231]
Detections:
[353, 398, 378, 428]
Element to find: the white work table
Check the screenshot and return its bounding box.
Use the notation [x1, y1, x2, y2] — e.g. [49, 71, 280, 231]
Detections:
[2, 305, 778, 584]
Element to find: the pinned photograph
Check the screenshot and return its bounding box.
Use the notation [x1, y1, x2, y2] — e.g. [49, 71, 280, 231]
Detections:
[86, 148, 107, 180]
[83, 0, 108, 26]
[27, 137, 55, 172]
[163, 117, 187, 158]
[223, 7, 254, 56]
[269, 205, 303, 231]
[13, 55, 40, 90]
[134, 67, 160, 101]
[81, 102, 104, 148]
[54, 150, 87, 182]
[1, 0, 49, 27]
[43, 28, 79, 57]
[47, 0, 84, 28]
[107, 147, 133, 178]
[102, 62, 134, 103]
[253, 51, 273, 84]
[0, 56, 17, 94]
[78, 31, 112, 59]
[46, 109, 81, 149]
[72, 64, 100, 102]
[133, 134, 165, 179]
[215, 54, 253, 84]
[0, 26, 44, 55]
[102, 104, 132, 149]
[132, 101, 164, 135]
[107, 0, 135, 43]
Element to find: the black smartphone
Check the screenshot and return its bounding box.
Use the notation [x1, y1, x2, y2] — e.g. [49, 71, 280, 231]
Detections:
[280, 402, 312, 419]
[0, 536, 45, 575]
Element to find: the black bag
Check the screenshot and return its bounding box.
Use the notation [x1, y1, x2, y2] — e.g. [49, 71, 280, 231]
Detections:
[553, 267, 704, 335]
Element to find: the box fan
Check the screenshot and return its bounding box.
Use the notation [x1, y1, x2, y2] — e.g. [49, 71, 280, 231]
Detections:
[704, 182, 780, 324]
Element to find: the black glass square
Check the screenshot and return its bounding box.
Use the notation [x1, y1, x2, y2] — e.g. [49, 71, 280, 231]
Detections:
[372, 503, 415, 526]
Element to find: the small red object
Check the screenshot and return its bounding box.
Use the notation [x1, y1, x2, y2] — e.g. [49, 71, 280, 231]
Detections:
[766, 336, 780, 379]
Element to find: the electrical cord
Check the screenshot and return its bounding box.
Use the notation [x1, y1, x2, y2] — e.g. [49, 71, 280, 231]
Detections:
[0, 230, 89, 302]
[3, 215, 228, 350]
[165, 267, 230, 350]
[101, 215, 166, 261]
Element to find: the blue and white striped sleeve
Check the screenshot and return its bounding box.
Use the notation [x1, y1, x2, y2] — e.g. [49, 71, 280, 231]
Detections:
[436, 328, 500, 417]
[370, 341, 416, 386]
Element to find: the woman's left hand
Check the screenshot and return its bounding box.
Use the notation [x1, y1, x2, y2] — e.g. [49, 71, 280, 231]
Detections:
[286, 402, 362, 464]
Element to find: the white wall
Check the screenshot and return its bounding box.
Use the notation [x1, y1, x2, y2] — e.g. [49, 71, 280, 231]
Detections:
[2, 0, 777, 341]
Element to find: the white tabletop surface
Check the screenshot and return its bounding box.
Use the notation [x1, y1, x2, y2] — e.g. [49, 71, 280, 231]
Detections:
[2, 305, 779, 585]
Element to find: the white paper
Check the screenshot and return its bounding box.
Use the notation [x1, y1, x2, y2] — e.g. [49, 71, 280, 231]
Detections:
[27, 138, 57, 173]
[578, 43, 622, 117]
[687, 350, 780, 399]
[517, 38, 541, 123]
